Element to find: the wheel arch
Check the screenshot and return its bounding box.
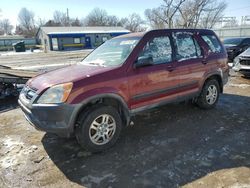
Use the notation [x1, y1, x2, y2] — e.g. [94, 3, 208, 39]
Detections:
[203, 73, 223, 93]
[72, 93, 130, 132]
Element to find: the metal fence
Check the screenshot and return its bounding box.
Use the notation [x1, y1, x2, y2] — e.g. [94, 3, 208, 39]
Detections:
[214, 26, 250, 39]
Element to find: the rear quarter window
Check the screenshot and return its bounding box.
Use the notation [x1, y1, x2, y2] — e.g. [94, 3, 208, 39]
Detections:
[201, 34, 223, 53]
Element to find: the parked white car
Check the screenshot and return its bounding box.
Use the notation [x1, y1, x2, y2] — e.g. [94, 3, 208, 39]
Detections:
[233, 47, 250, 77]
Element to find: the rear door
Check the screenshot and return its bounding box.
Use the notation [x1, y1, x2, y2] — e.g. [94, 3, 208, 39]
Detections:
[172, 31, 207, 98]
[128, 33, 179, 111]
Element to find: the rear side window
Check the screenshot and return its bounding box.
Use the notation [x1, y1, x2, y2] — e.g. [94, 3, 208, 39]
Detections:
[201, 35, 222, 53]
[139, 36, 172, 64]
[173, 32, 202, 61]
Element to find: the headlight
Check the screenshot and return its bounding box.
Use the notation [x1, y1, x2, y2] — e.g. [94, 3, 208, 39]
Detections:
[233, 57, 239, 66]
[37, 82, 73, 104]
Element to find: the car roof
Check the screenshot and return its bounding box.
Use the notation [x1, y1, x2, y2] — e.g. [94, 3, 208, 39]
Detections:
[114, 28, 215, 39]
[224, 37, 249, 40]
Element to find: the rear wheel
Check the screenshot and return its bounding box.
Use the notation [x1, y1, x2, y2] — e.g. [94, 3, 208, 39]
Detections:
[75, 105, 122, 153]
[196, 79, 220, 109]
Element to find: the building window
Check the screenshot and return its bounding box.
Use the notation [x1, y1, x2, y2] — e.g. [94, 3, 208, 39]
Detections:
[74, 38, 81, 44]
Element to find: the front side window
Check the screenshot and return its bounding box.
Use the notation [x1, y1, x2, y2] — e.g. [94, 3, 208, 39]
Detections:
[138, 36, 172, 64]
[202, 35, 222, 53]
[174, 32, 202, 61]
[81, 37, 140, 67]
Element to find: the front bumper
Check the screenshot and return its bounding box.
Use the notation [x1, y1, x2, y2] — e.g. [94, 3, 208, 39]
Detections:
[18, 96, 80, 137]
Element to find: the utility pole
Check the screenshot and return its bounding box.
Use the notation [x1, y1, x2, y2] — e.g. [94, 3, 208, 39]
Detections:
[66, 8, 70, 25]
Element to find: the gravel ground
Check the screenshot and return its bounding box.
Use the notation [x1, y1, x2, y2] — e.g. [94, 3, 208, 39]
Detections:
[0, 73, 250, 188]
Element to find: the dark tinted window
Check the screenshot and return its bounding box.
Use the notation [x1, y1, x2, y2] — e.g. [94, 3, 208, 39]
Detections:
[173, 32, 202, 61]
[202, 35, 222, 53]
[139, 36, 172, 64]
[242, 38, 250, 45]
[223, 38, 244, 46]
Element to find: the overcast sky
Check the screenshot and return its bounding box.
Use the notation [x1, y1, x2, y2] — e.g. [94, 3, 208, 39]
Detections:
[0, 0, 250, 26]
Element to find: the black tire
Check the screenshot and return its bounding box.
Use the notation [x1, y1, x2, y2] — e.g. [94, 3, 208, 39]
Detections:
[75, 105, 123, 153]
[196, 79, 220, 109]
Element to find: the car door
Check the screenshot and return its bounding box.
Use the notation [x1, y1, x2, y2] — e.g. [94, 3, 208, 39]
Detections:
[128, 33, 179, 111]
[171, 32, 207, 98]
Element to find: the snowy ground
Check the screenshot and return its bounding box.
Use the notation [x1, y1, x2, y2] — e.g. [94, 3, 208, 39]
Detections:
[0, 72, 249, 188]
[0, 49, 43, 56]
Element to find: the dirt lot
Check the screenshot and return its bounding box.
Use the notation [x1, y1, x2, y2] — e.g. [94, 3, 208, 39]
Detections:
[0, 69, 250, 187]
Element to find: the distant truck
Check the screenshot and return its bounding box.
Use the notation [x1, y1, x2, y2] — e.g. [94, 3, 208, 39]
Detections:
[223, 37, 250, 61]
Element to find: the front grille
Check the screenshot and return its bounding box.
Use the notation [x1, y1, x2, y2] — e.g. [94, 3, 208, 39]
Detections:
[239, 58, 250, 66]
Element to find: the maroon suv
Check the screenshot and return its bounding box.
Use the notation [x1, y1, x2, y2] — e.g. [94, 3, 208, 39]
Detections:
[19, 29, 229, 152]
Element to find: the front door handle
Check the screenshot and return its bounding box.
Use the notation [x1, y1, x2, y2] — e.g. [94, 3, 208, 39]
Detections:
[202, 60, 207, 65]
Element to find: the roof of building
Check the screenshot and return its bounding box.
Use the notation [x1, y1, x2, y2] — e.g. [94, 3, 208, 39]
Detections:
[39, 26, 130, 35]
[0, 35, 25, 40]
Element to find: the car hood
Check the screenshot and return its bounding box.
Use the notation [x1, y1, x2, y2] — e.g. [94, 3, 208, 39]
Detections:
[28, 64, 114, 93]
[237, 48, 250, 57]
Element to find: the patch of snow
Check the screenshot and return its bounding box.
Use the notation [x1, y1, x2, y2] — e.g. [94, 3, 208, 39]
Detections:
[81, 173, 116, 185]
[2, 137, 24, 149]
[228, 84, 250, 89]
[0, 49, 42, 56]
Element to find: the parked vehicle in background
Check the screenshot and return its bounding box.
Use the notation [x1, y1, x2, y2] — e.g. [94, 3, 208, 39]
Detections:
[233, 47, 250, 77]
[19, 29, 229, 152]
[223, 37, 250, 61]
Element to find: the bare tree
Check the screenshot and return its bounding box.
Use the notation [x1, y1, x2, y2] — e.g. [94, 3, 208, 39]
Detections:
[37, 17, 47, 27]
[71, 18, 81, 26]
[121, 13, 146, 32]
[145, 0, 186, 29]
[53, 10, 70, 26]
[18, 8, 35, 31]
[0, 19, 13, 35]
[199, 0, 227, 28]
[145, 9, 167, 29]
[17, 8, 36, 36]
[84, 8, 109, 26]
[178, 0, 227, 29]
[145, 0, 226, 29]
[83, 8, 121, 26]
[107, 15, 121, 26]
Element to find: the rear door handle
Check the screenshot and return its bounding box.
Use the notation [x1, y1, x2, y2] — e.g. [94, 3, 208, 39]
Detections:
[166, 65, 175, 72]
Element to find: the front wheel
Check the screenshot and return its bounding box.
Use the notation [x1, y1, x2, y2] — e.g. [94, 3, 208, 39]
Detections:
[76, 105, 122, 153]
[196, 79, 220, 109]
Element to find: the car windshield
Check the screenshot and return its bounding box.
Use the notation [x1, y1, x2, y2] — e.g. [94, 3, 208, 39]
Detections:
[81, 37, 140, 67]
[223, 38, 244, 46]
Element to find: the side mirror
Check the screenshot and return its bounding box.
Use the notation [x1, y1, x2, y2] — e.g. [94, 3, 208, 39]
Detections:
[134, 56, 154, 68]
